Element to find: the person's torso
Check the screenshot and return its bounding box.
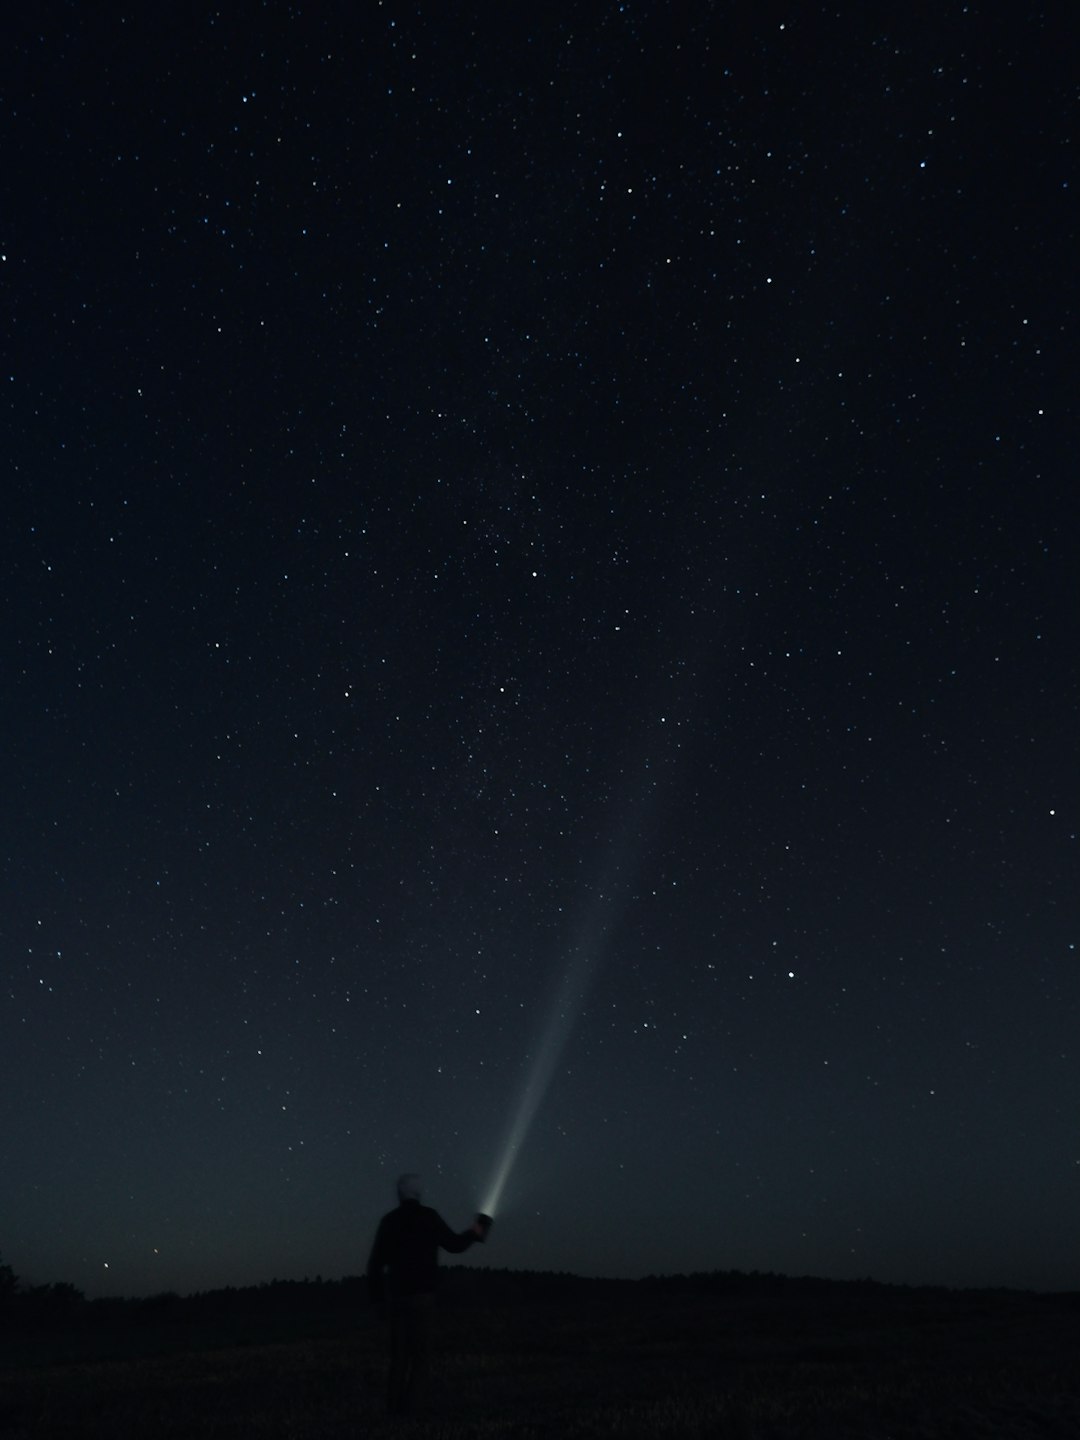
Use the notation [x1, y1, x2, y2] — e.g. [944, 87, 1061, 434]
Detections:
[383, 1204, 441, 1295]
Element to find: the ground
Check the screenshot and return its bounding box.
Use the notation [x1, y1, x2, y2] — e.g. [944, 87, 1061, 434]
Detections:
[2, 1283, 1078, 1437]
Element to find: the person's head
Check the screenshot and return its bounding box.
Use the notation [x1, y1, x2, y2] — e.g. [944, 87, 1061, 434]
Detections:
[397, 1173, 422, 1204]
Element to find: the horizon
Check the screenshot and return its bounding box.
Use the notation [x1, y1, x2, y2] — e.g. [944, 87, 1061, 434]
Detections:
[10, 1257, 1078, 1306]
[9, 1172, 1078, 1301]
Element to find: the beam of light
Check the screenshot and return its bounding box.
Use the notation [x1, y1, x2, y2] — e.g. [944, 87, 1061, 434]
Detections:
[479, 857, 632, 1220]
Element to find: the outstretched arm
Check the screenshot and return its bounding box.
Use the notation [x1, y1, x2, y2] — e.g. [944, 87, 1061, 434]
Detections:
[436, 1215, 481, 1254]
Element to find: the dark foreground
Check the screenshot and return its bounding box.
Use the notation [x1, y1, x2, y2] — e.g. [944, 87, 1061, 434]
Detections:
[2, 1278, 1078, 1437]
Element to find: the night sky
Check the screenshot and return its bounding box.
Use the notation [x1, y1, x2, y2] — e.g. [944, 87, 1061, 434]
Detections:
[4, 4, 1076, 1301]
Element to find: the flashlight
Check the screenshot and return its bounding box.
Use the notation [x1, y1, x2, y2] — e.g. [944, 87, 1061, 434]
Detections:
[475, 1213, 493, 1241]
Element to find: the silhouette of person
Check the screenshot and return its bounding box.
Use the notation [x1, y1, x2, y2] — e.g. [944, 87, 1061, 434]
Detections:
[366, 1173, 491, 1416]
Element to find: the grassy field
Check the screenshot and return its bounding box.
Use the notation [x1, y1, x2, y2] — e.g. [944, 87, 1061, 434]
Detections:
[2, 1283, 1078, 1437]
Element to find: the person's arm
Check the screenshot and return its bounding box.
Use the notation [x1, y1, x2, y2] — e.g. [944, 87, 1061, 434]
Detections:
[435, 1213, 480, 1254]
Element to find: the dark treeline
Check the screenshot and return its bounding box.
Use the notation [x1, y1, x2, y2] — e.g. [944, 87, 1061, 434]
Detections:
[4, 1253, 1078, 1378]
[4, 1251, 1066, 1338]
[0, 1256, 366, 1335]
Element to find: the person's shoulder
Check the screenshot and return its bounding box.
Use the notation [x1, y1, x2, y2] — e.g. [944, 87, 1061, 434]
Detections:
[414, 1203, 450, 1232]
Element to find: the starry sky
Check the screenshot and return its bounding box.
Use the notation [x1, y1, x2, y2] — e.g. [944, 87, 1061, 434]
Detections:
[3, 3, 1076, 1300]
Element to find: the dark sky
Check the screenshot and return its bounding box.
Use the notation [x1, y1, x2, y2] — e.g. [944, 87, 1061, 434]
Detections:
[3, 3, 1076, 1300]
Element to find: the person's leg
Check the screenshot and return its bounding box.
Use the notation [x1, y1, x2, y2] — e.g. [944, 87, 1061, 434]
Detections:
[387, 1300, 409, 1414]
[401, 1293, 434, 1415]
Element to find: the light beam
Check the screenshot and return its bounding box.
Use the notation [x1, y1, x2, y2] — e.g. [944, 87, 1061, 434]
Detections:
[479, 848, 635, 1219]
